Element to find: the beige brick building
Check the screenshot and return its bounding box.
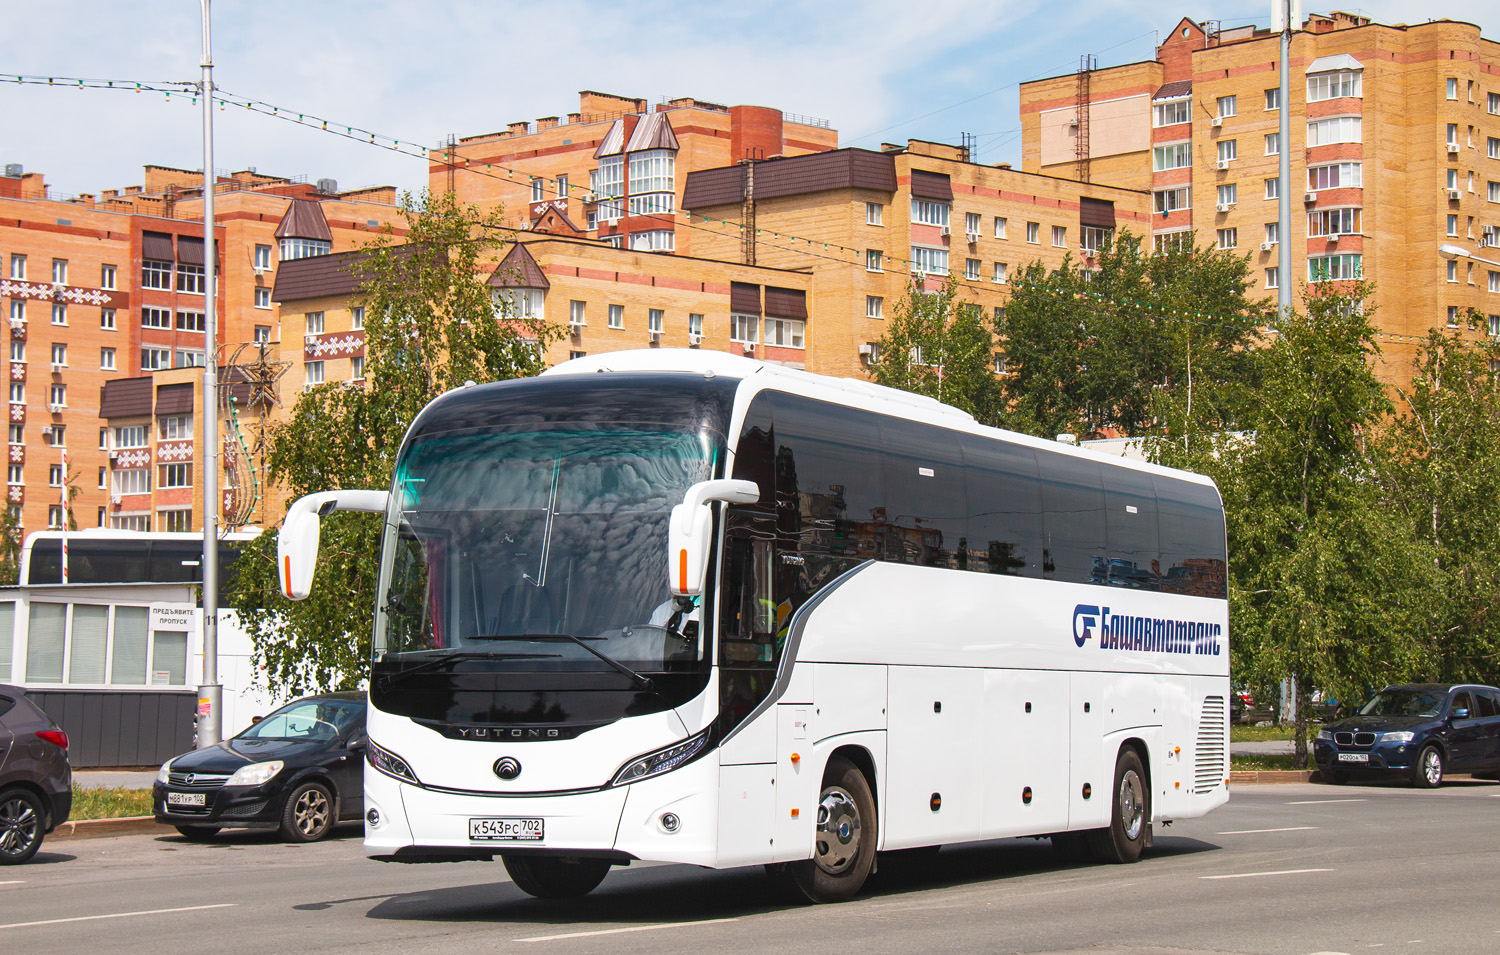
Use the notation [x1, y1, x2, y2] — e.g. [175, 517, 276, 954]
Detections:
[1020, 12, 1500, 385]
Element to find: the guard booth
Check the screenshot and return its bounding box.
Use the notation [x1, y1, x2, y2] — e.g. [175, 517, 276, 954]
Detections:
[0, 530, 283, 767]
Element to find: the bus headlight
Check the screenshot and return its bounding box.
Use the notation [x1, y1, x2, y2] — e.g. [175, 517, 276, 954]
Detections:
[368, 741, 420, 784]
[610, 730, 710, 787]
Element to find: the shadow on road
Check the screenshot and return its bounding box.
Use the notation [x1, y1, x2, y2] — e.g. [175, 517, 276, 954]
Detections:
[150, 822, 364, 847]
[25, 850, 78, 865]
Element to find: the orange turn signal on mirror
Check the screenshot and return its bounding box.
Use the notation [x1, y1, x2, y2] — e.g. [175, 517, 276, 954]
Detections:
[790, 753, 800, 763]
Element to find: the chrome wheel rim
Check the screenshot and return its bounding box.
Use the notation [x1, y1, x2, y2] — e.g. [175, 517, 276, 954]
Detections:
[1118, 769, 1145, 841]
[813, 786, 862, 874]
[1423, 750, 1442, 785]
[0, 797, 38, 856]
[293, 789, 330, 836]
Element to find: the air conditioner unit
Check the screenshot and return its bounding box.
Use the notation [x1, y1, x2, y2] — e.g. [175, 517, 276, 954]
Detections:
[1304, 192, 1318, 203]
[649, 331, 661, 343]
[1446, 188, 1461, 201]
[583, 192, 597, 203]
[1327, 233, 1341, 243]
[49, 362, 63, 372]
[1447, 143, 1460, 154]
[1260, 241, 1276, 251]
[47, 403, 62, 414]
[1216, 159, 1230, 170]
[1216, 203, 1232, 213]
[857, 343, 873, 357]
[7, 317, 22, 331]
[1067, 118, 1079, 128]
[742, 342, 755, 355]
[304, 334, 319, 346]
[688, 333, 703, 346]
[253, 265, 266, 277]
[568, 322, 584, 334]
[939, 225, 951, 237]
[1210, 116, 1224, 128]
[966, 232, 979, 244]
[110, 493, 121, 505]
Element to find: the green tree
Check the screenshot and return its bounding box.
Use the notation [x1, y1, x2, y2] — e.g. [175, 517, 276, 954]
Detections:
[997, 231, 1266, 440]
[229, 191, 563, 694]
[0, 506, 22, 585]
[869, 274, 1005, 425]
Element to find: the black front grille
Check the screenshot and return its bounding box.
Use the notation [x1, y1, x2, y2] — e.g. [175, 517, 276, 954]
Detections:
[163, 802, 211, 816]
[220, 801, 267, 818]
[167, 772, 231, 789]
[1334, 732, 1377, 747]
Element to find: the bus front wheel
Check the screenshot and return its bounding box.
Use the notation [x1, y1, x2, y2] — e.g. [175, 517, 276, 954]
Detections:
[779, 756, 877, 903]
[503, 855, 611, 899]
[1086, 747, 1149, 864]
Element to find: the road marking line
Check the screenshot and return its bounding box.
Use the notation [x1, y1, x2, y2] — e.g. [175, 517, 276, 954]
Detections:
[0, 880, 24, 886]
[0, 903, 234, 930]
[516, 917, 739, 942]
[1201, 868, 1333, 880]
[1216, 826, 1318, 835]
[1285, 799, 1366, 805]
[1304, 951, 1350, 954]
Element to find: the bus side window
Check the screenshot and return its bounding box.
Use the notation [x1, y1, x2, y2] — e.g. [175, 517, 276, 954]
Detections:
[961, 434, 1043, 577]
[1036, 451, 1106, 585]
[880, 417, 966, 569]
[1103, 466, 1160, 590]
[1155, 476, 1228, 598]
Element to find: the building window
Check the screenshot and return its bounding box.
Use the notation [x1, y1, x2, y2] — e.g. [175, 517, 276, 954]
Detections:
[254, 288, 271, 309]
[688, 313, 704, 337]
[1308, 207, 1361, 237]
[1153, 142, 1192, 171]
[1026, 221, 1040, 243]
[1154, 188, 1190, 213]
[910, 199, 950, 227]
[765, 318, 804, 348]
[1307, 117, 1362, 146]
[1051, 226, 1066, 248]
[254, 244, 272, 271]
[965, 212, 981, 236]
[9, 254, 25, 280]
[1447, 306, 1461, 327]
[111, 514, 151, 532]
[1265, 266, 1279, 289]
[866, 202, 883, 225]
[1217, 183, 1238, 206]
[100, 264, 116, 290]
[98, 467, 105, 488]
[47, 506, 62, 530]
[493, 288, 543, 321]
[1265, 178, 1280, 201]
[729, 314, 758, 344]
[8, 342, 21, 363]
[1446, 78, 1458, 100]
[1308, 254, 1363, 282]
[7, 384, 21, 404]
[160, 509, 193, 533]
[48, 384, 65, 408]
[1152, 98, 1190, 126]
[1448, 261, 1460, 283]
[531, 178, 544, 202]
[101, 308, 116, 329]
[159, 415, 193, 440]
[51, 304, 66, 326]
[568, 300, 586, 328]
[556, 174, 568, 198]
[112, 426, 147, 449]
[993, 216, 1007, 239]
[99, 347, 115, 371]
[1308, 162, 1362, 190]
[48, 464, 62, 487]
[176, 262, 204, 294]
[304, 361, 325, 388]
[6, 465, 18, 485]
[351, 356, 365, 380]
[910, 246, 949, 275]
[12, 425, 23, 444]
[1307, 71, 1362, 102]
[595, 156, 624, 220]
[648, 309, 664, 335]
[1217, 140, 1237, 162]
[1490, 271, 1500, 294]
[1265, 133, 1280, 155]
[866, 295, 884, 318]
[965, 258, 981, 280]
[279, 237, 331, 260]
[350, 306, 364, 330]
[1490, 92, 1500, 115]
[993, 262, 1008, 283]
[140, 347, 169, 371]
[1490, 181, 1500, 203]
[1217, 228, 1238, 250]
[608, 304, 624, 329]
[627, 149, 675, 216]
[142, 259, 172, 289]
[51, 259, 67, 284]
[142, 307, 171, 329]
[1216, 95, 1237, 117]
[175, 310, 204, 332]
[112, 467, 150, 495]
[254, 325, 271, 343]
[1448, 214, 1459, 236]
[866, 249, 884, 271]
[629, 229, 675, 251]
[44, 424, 64, 446]
[305, 311, 324, 335]
[158, 463, 192, 488]
[8, 301, 22, 326]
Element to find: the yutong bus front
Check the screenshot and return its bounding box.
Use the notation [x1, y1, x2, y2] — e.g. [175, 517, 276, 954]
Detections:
[277, 369, 755, 897]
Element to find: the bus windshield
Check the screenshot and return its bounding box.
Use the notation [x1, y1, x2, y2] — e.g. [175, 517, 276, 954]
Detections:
[374, 425, 720, 678]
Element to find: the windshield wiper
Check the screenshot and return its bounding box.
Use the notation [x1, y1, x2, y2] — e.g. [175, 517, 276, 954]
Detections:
[468, 633, 655, 691]
[376, 651, 560, 690]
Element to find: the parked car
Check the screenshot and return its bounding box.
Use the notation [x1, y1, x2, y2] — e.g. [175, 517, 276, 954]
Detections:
[1313, 683, 1500, 787]
[1231, 685, 1275, 725]
[0, 683, 72, 864]
[153, 692, 366, 842]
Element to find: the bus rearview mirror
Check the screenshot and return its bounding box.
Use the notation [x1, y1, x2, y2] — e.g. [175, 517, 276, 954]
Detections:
[668, 479, 760, 596]
[278, 489, 390, 601]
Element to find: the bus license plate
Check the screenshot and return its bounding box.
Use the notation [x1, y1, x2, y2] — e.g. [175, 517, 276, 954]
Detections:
[167, 792, 206, 806]
[469, 817, 544, 841]
[1337, 753, 1369, 763]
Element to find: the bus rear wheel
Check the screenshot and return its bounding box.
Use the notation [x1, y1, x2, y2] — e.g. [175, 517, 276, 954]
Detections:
[780, 756, 876, 903]
[1086, 747, 1149, 864]
[503, 855, 611, 899]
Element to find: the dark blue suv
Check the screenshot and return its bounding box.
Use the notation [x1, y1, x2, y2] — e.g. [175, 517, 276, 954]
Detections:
[1314, 683, 1500, 788]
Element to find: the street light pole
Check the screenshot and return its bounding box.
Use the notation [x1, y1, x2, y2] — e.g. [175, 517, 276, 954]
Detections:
[1277, 0, 1293, 319]
[195, 0, 222, 749]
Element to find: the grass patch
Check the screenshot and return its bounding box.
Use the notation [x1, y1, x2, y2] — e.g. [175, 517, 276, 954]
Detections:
[1230, 754, 1311, 772]
[1231, 723, 1324, 743]
[71, 785, 153, 820]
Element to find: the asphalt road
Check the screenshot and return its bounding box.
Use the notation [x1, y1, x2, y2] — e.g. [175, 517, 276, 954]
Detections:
[6, 780, 1499, 955]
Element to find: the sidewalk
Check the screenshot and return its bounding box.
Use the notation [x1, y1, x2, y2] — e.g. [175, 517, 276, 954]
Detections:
[1230, 740, 1296, 757]
[74, 770, 158, 789]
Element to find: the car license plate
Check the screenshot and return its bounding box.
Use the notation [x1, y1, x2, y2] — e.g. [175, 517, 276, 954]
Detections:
[1337, 753, 1369, 763]
[469, 817, 543, 841]
[167, 792, 207, 806]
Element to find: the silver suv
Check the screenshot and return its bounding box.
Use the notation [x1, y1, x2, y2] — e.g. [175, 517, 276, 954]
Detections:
[0, 684, 73, 864]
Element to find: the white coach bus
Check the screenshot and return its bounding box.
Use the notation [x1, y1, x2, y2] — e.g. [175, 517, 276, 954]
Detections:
[279, 349, 1229, 903]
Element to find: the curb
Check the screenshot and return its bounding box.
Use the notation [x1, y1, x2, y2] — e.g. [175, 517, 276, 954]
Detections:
[51, 816, 161, 840]
[1229, 769, 1319, 784]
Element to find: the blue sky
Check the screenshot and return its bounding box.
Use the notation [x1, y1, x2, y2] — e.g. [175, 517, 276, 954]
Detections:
[5, 1, 1498, 199]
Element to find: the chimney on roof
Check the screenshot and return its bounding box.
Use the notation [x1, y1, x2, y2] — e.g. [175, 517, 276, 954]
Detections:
[880, 143, 904, 154]
[537, 116, 559, 130]
[996, 162, 1013, 170]
[567, 112, 581, 124]
[508, 121, 529, 135]
[125, 185, 142, 195]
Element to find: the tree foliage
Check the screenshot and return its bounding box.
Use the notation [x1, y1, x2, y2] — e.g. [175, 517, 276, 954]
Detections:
[869, 275, 1006, 426]
[229, 191, 563, 694]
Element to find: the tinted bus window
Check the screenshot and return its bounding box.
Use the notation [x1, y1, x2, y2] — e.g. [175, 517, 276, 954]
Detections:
[1037, 451, 1106, 585]
[1103, 466, 1160, 590]
[961, 435, 1043, 577]
[880, 418, 966, 569]
[1155, 476, 1227, 598]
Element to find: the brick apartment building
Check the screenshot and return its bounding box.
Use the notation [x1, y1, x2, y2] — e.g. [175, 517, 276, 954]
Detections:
[1019, 11, 1500, 384]
[430, 91, 839, 251]
[0, 165, 405, 535]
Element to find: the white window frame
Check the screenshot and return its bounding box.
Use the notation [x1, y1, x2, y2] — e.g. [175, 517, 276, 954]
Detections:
[866, 202, 883, 226]
[1152, 97, 1190, 127]
[866, 295, 884, 318]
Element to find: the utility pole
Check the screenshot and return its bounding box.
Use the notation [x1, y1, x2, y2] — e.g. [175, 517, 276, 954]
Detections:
[196, 0, 222, 749]
[1277, 0, 1294, 319]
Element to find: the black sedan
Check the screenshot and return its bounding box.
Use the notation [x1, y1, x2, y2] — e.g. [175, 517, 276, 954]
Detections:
[1314, 683, 1500, 788]
[0, 683, 72, 864]
[153, 692, 366, 842]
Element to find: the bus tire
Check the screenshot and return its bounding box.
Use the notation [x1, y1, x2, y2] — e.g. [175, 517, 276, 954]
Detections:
[503, 855, 611, 899]
[782, 756, 876, 903]
[1086, 747, 1149, 864]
